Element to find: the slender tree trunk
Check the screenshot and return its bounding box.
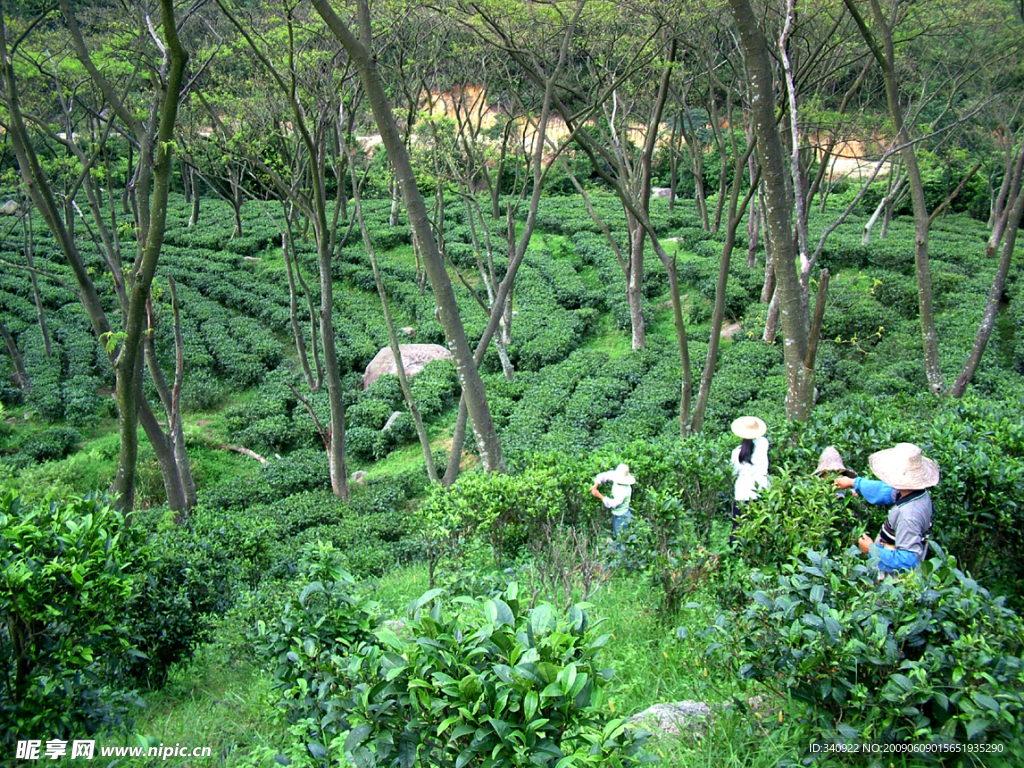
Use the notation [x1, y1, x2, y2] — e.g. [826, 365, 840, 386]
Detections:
[626, 216, 646, 350]
[314, 0, 505, 472]
[389, 175, 401, 227]
[136, 373, 188, 512]
[729, 0, 814, 420]
[440, 5, 580, 482]
[281, 230, 317, 390]
[844, 0, 943, 393]
[1, 2, 189, 511]
[0, 320, 29, 391]
[22, 215, 52, 357]
[111, 0, 188, 510]
[349, 150, 438, 482]
[167, 277, 195, 510]
[143, 297, 195, 510]
[691, 159, 759, 433]
[950, 149, 1024, 396]
[188, 166, 200, 228]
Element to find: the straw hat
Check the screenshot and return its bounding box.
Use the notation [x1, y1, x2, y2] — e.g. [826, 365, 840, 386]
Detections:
[731, 416, 767, 440]
[812, 446, 855, 477]
[611, 463, 636, 485]
[868, 443, 939, 490]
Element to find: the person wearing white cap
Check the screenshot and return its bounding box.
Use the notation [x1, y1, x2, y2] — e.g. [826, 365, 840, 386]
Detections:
[590, 463, 636, 537]
[730, 416, 770, 537]
[834, 442, 938, 573]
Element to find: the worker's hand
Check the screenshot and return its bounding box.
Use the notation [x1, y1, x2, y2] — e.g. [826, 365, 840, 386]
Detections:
[858, 533, 874, 554]
[590, 485, 603, 500]
[834, 476, 855, 490]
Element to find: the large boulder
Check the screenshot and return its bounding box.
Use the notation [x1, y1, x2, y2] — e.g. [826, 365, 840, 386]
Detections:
[362, 343, 453, 389]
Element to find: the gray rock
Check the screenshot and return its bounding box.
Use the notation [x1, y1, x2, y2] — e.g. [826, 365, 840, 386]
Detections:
[0, 200, 19, 216]
[628, 701, 711, 736]
[351, 470, 368, 485]
[362, 343, 453, 389]
[651, 186, 673, 198]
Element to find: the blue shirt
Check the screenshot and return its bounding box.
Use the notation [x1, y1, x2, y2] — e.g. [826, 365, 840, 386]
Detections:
[854, 478, 931, 573]
[853, 477, 896, 506]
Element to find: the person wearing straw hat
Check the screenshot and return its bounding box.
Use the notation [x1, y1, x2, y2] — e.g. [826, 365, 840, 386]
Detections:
[590, 463, 637, 537]
[813, 446, 860, 500]
[730, 416, 770, 534]
[812, 446, 857, 482]
[834, 443, 938, 573]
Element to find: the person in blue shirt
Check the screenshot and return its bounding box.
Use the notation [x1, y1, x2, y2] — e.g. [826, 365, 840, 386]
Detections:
[833, 443, 938, 573]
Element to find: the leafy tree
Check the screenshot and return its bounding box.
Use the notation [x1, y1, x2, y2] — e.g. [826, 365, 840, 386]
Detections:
[0, 1, 193, 512]
[312, 0, 506, 473]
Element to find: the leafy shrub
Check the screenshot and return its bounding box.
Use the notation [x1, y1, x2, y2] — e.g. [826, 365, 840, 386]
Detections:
[254, 542, 382, 757]
[273, 582, 651, 768]
[0, 493, 150, 744]
[18, 426, 81, 464]
[728, 548, 1024, 748]
[732, 468, 863, 571]
[641, 492, 721, 615]
[123, 523, 237, 688]
[408, 359, 459, 420]
[346, 427, 377, 462]
[22, 338, 66, 421]
[182, 368, 226, 411]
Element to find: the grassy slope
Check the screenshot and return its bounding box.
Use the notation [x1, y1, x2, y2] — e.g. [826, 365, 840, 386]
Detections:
[4, 188, 1024, 766]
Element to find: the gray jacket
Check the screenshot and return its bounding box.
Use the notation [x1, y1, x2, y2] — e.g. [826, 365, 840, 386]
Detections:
[885, 490, 933, 562]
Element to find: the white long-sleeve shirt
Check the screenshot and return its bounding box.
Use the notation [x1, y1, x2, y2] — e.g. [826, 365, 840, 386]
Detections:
[731, 436, 770, 501]
[592, 471, 632, 515]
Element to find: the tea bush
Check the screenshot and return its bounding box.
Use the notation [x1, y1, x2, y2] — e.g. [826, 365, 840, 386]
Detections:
[0, 493, 150, 745]
[123, 520, 237, 689]
[726, 549, 1024, 748]
[260, 578, 651, 768]
[17, 426, 82, 465]
[731, 468, 863, 571]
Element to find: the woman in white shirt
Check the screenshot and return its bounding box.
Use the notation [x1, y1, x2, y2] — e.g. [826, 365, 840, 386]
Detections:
[730, 416, 770, 537]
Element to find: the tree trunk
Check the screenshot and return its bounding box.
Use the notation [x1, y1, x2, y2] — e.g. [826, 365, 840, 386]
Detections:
[314, 0, 505, 472]
[281, 230, 317, 390]
[188, 166, 200, 228]
[350, 150, 438, 482]
[626, 215, 646, 350]
[110, 0, 188, 510]
[729, 0, 814, 421]
[691, 155, 759, 433]
[1, 1, 190, 512]
[22, 215, 52, 357]
[0, 320, 29, 391]
[844, 0, 943, 393]
[949, 149, 1024, 397]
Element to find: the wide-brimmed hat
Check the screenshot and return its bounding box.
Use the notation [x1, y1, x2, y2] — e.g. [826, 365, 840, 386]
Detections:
[812, 446, 856, 478]
[868, 443, 939, 490]
[731, 416, 767, 440]
[611, 463, 636, 485]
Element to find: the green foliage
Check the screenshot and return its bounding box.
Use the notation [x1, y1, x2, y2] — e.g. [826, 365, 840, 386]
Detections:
[122, 520, 237, 689]
[727, 549, 1024, 748]
[16, 425, 82, 465]
[640, 492, 722, 615]
[254, 541, 382, 755]
[732, 468, 862, 571]
[0, 493, 149, 744]
[267, 581, 652, 768]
